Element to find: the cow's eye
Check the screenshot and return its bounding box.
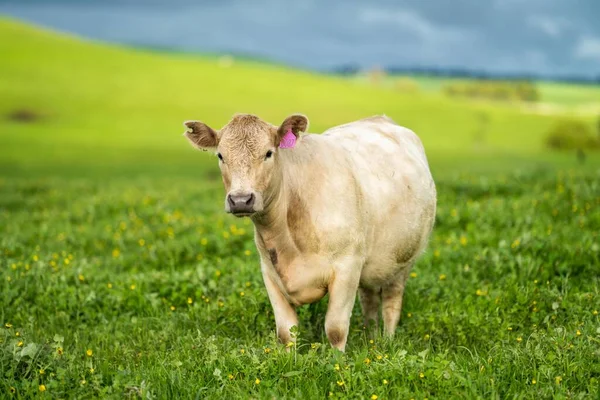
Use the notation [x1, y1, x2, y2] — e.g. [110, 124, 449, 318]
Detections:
[265, 150, 273, 160]
[217, 153, 224, 162]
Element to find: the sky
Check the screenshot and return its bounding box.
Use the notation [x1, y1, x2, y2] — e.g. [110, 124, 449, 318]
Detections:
[1, 0, 599, 77]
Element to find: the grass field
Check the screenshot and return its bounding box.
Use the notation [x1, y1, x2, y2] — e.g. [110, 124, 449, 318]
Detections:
[1, 18, 599, 399]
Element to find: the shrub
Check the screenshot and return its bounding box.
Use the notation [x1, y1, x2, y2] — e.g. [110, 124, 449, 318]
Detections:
[545, 119, 600, 151]
[442, 80, 539, 102]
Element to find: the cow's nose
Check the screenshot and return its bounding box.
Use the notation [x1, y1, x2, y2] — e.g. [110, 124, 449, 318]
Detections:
[227, 193, 256, 215]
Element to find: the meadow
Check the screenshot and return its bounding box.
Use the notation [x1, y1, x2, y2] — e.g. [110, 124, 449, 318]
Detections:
[1, 18, 599, 399]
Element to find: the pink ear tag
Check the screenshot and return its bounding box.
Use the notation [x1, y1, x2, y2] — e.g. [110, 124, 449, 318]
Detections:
[279, 129, 297, 149]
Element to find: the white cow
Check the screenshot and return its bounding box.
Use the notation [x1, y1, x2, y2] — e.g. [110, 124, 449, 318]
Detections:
[184, 113, 436, 351]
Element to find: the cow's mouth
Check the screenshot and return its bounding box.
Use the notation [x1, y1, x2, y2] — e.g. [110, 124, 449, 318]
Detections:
[230, 211, 255, 218]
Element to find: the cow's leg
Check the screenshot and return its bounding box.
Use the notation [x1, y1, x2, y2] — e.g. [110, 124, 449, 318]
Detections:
[381, 269, 410, 337]
[358, 287, 380, 336]
[325, 267, 361, 352]
[262, 270, 298, 345]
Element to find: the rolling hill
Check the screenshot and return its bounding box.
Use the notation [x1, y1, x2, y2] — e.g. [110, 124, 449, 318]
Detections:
[0, 18, 597, 178]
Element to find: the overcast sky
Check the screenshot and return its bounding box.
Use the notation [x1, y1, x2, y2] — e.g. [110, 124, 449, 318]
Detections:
[1, 0, 599, 77]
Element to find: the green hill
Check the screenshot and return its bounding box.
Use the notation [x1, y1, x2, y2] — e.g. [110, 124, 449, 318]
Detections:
[0, 18, 597, 177]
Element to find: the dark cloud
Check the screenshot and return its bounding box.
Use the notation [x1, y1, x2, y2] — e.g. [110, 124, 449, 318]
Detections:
[1, 0, 599, 76]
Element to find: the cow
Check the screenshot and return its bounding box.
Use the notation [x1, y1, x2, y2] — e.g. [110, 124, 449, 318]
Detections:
[183, 113, 436, 351]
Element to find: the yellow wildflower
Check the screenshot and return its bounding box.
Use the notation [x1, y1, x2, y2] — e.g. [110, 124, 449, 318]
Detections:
[170, 306, 176, 311]
[240, 291, 245, 297]
[593, 310, 598, 315]
[57, 347, 63, 355]
[286, 341, 294, 348]
[15, 332, 20, 337]
[555, 376, 562, 385]
[240, 349, 245, 354]
[78, 274, 85, 282]
[86, 349, 93, 357]
[576, 330, 581, 336]
[39, 369, 45, 375]
[264, 348, 271, 354]
[460, 236, 467, 246]
[107, 283, 112, 289]
[383, 379, 389, 385]
[187, 297, 193, 304]
[419, 372, 425, 379]
[255, 378, 261, 385]
[138, 239, 145, 247]
[334, 364, 340, 371]
[112, 249, 120, 258]
[410, 272, 417, 278]
[5, 322, 12, 328]
[336, 380, 344, 386]
[228, 374, 234, 380]
[376, 355, 383, 360]
[39, 385, 46, 392]
[439, 274, 447, 280]
[517, 337, 522, 343]
[17, 341, 23, 347]
[130, 284, 136, 290]
[364, 358, 371, 365]
[371, 395, 378, 400]
[532, 379, 537, 384]
[215, 270, 221, 277]
[200, 238, 208, 246]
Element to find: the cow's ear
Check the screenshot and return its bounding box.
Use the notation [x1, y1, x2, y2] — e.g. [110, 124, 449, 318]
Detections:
[183, 121, 219, 150]
[276, 114, 309, 145]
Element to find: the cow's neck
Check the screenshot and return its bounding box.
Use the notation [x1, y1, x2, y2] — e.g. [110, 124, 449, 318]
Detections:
[251, 157, 302, 263]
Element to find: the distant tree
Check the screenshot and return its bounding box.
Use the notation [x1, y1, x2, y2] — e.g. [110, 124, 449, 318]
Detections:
[545, 119, 600, 151]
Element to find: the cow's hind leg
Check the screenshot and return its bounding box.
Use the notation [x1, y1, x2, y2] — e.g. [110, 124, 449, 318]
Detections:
[359, 287, 380, 335]
[381, 268, 410, 337]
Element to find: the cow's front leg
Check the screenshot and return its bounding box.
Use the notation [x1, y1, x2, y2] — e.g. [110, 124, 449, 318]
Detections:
[262, 268, 298, 345]
[325, 264, 361, 352]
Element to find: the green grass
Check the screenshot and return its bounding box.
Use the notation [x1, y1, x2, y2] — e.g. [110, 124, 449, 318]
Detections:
[1, 18, 600, 399]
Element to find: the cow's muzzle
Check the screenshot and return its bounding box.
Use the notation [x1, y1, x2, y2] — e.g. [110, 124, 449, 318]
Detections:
[226, 192, 256, 216]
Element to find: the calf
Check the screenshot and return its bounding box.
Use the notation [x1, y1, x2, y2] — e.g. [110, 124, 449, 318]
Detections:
[183, 113, 436, 351]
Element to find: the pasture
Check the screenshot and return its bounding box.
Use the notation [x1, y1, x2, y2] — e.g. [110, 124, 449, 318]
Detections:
[1, 18, 599, 399]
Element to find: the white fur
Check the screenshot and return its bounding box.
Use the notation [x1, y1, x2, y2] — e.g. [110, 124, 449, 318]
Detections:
[252, 115, 437, 351]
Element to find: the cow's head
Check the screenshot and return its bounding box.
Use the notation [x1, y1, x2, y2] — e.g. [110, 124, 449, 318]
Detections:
[183, 113, 308, 217]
